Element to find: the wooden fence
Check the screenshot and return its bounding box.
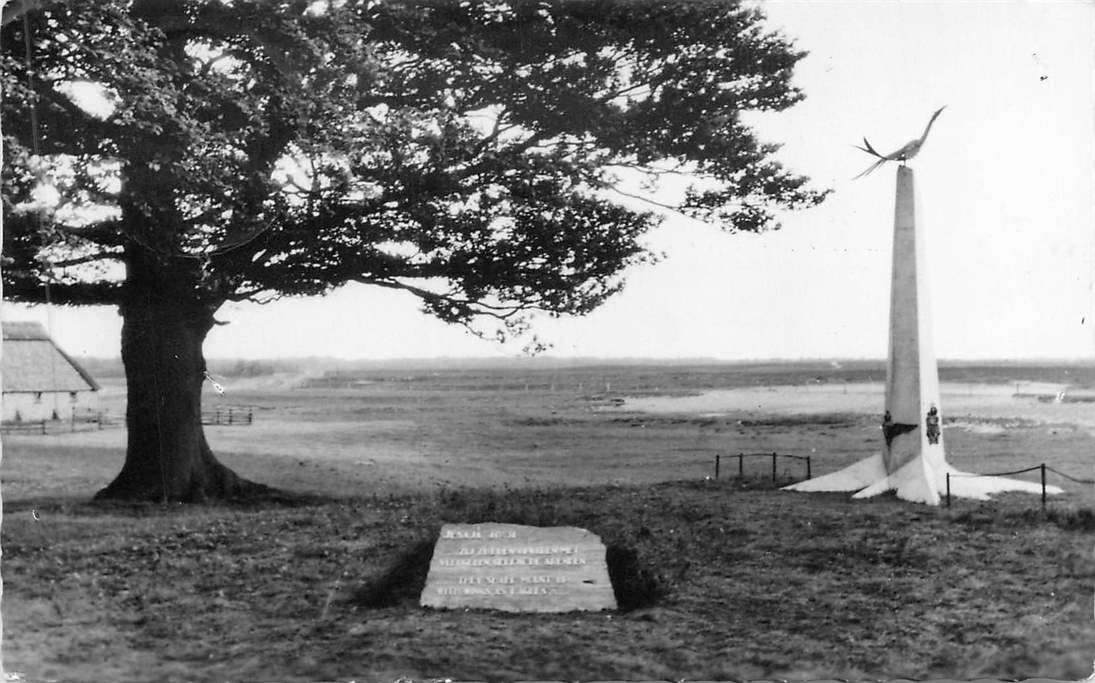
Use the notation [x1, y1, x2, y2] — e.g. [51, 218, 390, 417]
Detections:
[712, 452, 812, 482]
[2, 407, 255, 433]
[1, 411, 113, 435]
[201, 407, 254, 426]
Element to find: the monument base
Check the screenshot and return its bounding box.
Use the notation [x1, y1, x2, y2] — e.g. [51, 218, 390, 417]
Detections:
[783, 452, 1064, 506]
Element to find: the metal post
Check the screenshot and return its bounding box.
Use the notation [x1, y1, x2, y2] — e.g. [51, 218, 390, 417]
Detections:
[715, 454, 720, 479]
[771, 452, 777, 482]
[945, 473, 951, 508]
[228, 408, 234, 425]
[1040, 464, 1047, 511]
[806, 456, 812, 480]
[738, 453, 743, 478]
[40, 420, 46, 435]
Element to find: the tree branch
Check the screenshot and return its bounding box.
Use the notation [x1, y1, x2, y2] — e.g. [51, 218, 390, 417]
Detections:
[605, 161, 694, 177]
[47, 251, 124, 268]
[607, 186, 688, 214]
[56, 220, 126, 247]
[1, 279, 124, 305]
[363, 277, 531, 321]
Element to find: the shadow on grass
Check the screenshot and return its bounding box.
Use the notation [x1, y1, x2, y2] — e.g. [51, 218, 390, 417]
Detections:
[354, 538, 437, 608]
[605, 543, 666, 611]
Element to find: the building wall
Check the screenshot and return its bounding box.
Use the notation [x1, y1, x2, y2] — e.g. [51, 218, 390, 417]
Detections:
[2, 391, 99, 422]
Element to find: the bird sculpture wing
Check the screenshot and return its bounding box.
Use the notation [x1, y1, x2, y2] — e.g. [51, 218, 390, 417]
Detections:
[853, 137, 885, 159]
[852, 157, 889, 179]
[852, 106, 946, 179]
[852, 138, 893, 176]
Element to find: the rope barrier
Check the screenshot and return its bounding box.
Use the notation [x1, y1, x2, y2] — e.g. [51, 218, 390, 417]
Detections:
[946, 465, 1043, 478]
[947, 466, 1048, 509]
[945, 463, 1092, 510]
[1045, 466, 1095, 485]
[948, 465, 1091, 483]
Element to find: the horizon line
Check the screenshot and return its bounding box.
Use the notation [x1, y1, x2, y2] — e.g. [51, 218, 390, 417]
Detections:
[77, 354, 1095, 365]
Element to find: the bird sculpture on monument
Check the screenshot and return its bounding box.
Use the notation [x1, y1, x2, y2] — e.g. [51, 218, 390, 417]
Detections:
[853, 106, 946, 179]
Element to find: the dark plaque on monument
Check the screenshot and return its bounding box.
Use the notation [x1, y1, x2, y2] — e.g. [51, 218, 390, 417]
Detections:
[420, 523, 617, 612]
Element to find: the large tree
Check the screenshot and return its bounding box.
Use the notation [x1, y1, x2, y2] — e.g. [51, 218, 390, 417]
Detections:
[2, 0, 826, 502]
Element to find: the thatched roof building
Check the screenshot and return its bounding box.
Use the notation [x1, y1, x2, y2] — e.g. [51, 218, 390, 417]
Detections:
[3, 321, 100, 393]
[2, 321, 99, 421]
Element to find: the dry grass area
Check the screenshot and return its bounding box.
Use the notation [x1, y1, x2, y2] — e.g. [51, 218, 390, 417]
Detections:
[2, 361, 1093, 682]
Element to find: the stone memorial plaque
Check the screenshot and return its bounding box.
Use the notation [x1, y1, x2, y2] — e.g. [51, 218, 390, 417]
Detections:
[420, 523, 617, 612]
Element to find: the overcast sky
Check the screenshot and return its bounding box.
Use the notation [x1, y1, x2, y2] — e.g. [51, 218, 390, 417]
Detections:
[5, 0, 1094, 361]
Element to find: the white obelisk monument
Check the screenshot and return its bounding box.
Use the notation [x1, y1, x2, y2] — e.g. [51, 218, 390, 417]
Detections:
[785, 166, 1061, 504]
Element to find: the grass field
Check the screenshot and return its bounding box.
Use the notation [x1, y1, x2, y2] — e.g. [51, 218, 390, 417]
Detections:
[2, 360, 1093, 682]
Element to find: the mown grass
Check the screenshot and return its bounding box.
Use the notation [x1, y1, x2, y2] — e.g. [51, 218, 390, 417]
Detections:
[3, 363, 1093, 681]
[3, 478, 1091, 683]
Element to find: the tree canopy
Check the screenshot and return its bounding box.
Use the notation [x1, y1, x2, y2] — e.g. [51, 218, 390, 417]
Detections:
[4, 0, 825, 336]
[2, 0, 827, 501]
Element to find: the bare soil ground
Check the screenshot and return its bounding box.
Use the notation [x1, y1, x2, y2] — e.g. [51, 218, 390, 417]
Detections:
[2, 361, 1093, 682]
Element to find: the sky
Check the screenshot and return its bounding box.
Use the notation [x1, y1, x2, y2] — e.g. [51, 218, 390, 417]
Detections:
[4, 0, 1094, 361]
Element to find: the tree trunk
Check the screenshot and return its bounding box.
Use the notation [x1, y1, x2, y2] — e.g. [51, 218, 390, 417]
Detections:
[95, 249, 268, 502]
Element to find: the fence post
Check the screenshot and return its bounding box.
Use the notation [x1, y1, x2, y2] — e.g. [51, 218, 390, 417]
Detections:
[248, 408, 253, 424]
[229, 408, 235, 425]
[738, 453, 744, 478]
[945, 472, 951, 508]
[715, 454, 720, 479]
[216, 409, 221, 425]
[806, 455, 811, 480]
[41, 420, 46, 435]
[1040, 464, 1047, 511]
[771, 452, 777, 482]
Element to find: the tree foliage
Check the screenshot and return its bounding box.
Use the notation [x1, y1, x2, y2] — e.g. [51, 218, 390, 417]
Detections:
[3, 0, 826, 338]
